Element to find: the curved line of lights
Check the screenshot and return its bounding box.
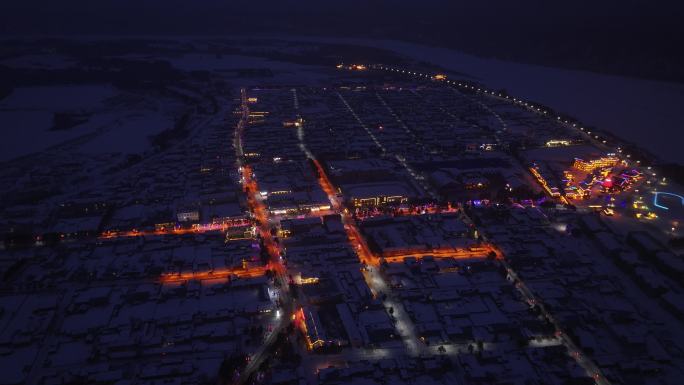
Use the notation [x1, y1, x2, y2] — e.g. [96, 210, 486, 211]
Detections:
[653, 192, 684, 211]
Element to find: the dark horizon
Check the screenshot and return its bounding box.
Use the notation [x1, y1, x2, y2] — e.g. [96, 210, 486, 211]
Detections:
[3, 0, 684, 83]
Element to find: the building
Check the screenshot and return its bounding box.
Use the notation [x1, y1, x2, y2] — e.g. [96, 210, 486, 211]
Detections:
[572, 156, 619, 172]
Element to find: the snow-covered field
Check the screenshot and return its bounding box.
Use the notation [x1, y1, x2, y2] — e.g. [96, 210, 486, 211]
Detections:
[1, 84, 115, 111]
[78, 112, 172, 154]
[0, 85, 115, 160]
[165, 53, 332, 85]
[167, 53, 309, 71]
[288, 37, 684, 164]
[0, 85, 170, 161]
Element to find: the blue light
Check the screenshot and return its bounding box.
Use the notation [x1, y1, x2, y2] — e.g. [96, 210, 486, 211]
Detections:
[653, 192, 684, 211]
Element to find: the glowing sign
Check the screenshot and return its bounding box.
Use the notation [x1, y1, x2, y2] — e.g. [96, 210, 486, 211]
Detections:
[653, 192, 684, 210]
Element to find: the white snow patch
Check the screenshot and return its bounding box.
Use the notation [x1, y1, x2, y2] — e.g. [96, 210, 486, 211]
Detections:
[78, 112, 172, 154]
[0, 84, 115, 111]
[164, 53, 310, 71]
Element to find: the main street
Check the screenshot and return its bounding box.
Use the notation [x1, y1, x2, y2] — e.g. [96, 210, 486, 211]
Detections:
[234, 88, 295, 385]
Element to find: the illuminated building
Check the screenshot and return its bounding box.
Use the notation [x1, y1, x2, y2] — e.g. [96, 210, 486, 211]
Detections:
[463, 176, 489, 190]
[299, 202, 332, 212]
[301, 307, 326, 350]
[529, 165, 560, 197]
[248, 111, 268, 117]
[602, 178, 614, 189]
[337, 63, 368, 71]
[342, 178, 414, 207]
[247, 110, 268, 124]
[260, 189, 292, 197]
[177, 208, 200, 222]
[562, 171, 575, 185]
[268, 206, 298, 216]
[282, 117, 303, 128]
[546, 139, 572, 147]
[352, 195, 407, 207]
[572, 156, 619, 172]
[226, 225, 253, 240]
[299, 277, 320, 285]
[563, 187, 577, 199]
[268, 198, 330, 216]
[154, 222, 175, 232]
[277, 227, 291, 238]
[576, 185, 590, 198]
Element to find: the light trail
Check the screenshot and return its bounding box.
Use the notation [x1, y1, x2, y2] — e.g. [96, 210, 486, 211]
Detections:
[312, 159, 379, 266]
[160, 266, 267, 283]
[653, 191, 684, 210]
[99, 221, 251, 240]
[234, 88, 295, 385]
[354, 203, 459, 221]
[242, 166, 285, 274]
[380, 244, 499, 264]
[236, 92, 282, 272]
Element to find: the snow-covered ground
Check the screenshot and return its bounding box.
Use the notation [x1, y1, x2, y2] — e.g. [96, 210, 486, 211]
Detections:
[166, 53, 310, 71]
[165, 53, 332, 85]
[287, 37, 684, 164]
[78, 112, 172, 154]
[0, 85, 170, 160]
[0, 84, 115, 111]
[0, 85, 116, 160]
